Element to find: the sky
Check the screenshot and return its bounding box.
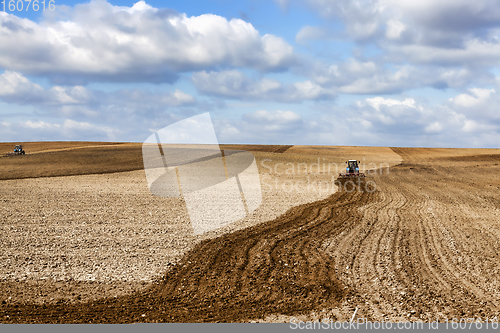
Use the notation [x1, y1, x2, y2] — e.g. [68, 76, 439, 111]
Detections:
[0, 0, 499, 147]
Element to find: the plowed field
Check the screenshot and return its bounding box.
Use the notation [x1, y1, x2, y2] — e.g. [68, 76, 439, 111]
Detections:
[1, 143, 499, 323]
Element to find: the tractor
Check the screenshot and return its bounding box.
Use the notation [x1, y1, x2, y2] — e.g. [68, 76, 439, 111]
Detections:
[13, 145, 25, 155]
[338, 160, 365, 179]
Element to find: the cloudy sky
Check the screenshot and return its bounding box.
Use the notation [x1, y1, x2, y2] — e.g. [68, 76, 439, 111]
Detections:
[1, 0, 499, 147]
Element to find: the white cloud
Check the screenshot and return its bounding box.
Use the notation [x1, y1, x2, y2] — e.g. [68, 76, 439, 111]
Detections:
[0, 71, 98, 105]
[2, 1, 500, 147]
[0, 0, 295, 84]
[0, 71, 45, 103]
[461, 119, 497, 133]
[306, 55, 495, 94]
[302, 0, 500, 70]
[172, 90, 197, 105]
[192, 70, 335, 102]
[3, 87, 500, 146]
[310, 59, 417, 94]
[364, 97, 417, 111]
[0, 119, 118, 141]
[346, 92, 500, 147]
[386, 20, 406, 39]
[23, 120, 60, 130]
[306, 0, 500, 40]
[381, 0, 500, 33]
[0, 71, 196, 123]
[446, 85, 500, 128]
[303, 0, 387, 41]
[450, 88, 495, 107]
[215, 110, 319, 144]
[244, 110, 302, 123]
[385, 40, 500, 67]
[215, 95, 500, 146]
[424, 122, 443, 133]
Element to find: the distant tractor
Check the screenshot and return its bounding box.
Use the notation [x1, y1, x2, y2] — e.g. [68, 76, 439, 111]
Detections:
[338, 160, 365, 179]
[13, 145, 25, 155]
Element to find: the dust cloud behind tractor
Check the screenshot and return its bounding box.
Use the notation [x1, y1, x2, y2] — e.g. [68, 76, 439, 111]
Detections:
[142, 112, 262, 235]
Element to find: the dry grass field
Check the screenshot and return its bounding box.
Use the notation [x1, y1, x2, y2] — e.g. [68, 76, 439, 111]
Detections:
[1, 142, 499, 323]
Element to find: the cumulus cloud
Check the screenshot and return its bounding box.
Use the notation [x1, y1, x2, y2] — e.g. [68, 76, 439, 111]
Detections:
[192, 70, 336, 102]
[385, 20, 406, 40]
[305, 0, 500, 42]
[213, 100, 441, 146]
[305, 57, 495, 94]
[301, 0, 500, 69]
[0, 119, 119, 141]
[0, 0, 295, 84]
[243, 110, 302, 124]
[363, 97, 419, 111]
[0, 71, 196, 124]
[354, 96, 430, 131]
[447, 86, 500, 126]
[385, 40, 500, 67]
[348, 92, 500, 147]
[424, 122, 443, 134]
[215, 110, 323, 144]
[2, 0, 499, 147]
[303, 0, 387, 41]
[213, 90, 500, 147]
[0, 71, 98, 106]
[382, 0, 500, 34]
[305, 59, 417, 94]
[290, 0, 500, 96]
[450, 88, 495, 108]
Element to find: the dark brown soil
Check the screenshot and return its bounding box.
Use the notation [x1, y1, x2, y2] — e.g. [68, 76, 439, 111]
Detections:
[0, 183, 372, 323]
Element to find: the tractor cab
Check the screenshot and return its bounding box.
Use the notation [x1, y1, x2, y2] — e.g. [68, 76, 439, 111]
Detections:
[346, 160, 360, 174]
[338, 159, 366, 180]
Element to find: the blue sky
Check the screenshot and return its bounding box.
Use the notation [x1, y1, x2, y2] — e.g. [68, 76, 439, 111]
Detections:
[1, 0, 500, 147]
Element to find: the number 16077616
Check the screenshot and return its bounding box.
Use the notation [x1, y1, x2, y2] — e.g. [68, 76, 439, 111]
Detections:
[2, 0, 55, 12]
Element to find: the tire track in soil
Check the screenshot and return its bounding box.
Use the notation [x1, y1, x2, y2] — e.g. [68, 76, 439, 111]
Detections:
[391, 149, 500, 316]
[392, 176, 456, 318]
[421, 198, 487, 300]
[399, 173, 494, 319]
[1, 181, 376, 323]
[327, 180, 410, 321]
[321, 151, 500, 322]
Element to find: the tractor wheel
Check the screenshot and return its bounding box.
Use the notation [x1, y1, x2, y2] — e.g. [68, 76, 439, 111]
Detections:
[22, 151, 25, 155]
